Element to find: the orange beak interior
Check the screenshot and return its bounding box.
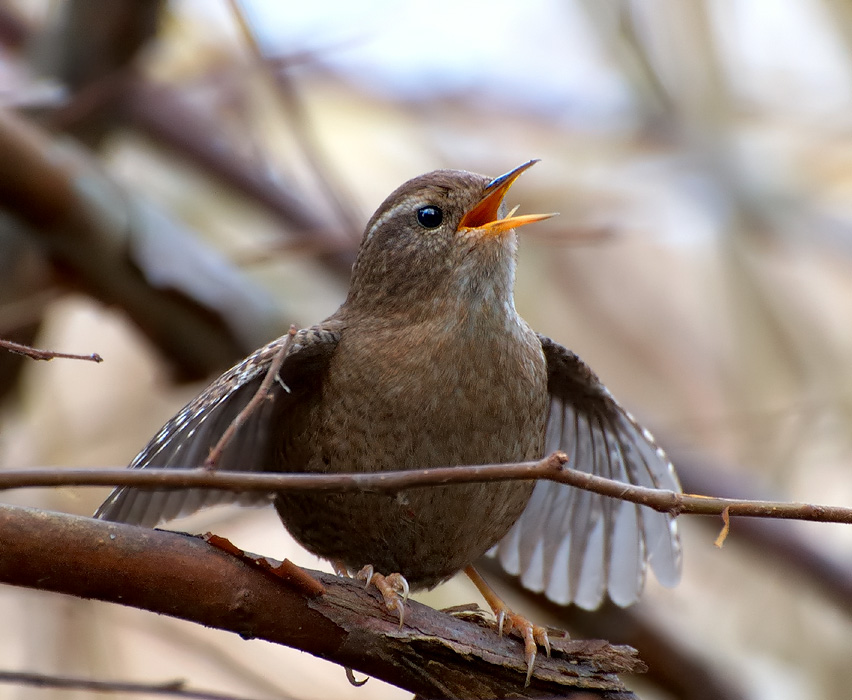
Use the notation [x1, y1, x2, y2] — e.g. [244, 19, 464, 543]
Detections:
[458, 159, 555, 237]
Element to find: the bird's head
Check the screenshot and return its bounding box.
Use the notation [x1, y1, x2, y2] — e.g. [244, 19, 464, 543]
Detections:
[347, 160, 554, 319]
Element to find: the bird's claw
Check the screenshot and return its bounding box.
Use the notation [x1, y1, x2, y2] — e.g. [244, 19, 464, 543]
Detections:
[482, 604, 552, 686]
[356, 566, 409, 629]
[498, 611, 551, 686]
[331, 559, 350, 578]
[464, 565, 553, 687]
[496, 609, 506, 637]
[356, 564, 374, 588]
[388, 572, 410, 605]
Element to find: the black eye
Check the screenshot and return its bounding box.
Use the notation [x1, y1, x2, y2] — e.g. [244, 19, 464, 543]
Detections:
[416, 206, 443, 229]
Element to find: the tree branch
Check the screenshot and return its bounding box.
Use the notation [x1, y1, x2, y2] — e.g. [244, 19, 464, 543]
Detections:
[0, 336, 103, 363]
[671, 449, 852, 617]
[0, 503, 639, 699]
[0, 669, 265, 700]
[1, 452, 851, 525]
[0, 107, 284, 379]
[227, 0, 363, 239]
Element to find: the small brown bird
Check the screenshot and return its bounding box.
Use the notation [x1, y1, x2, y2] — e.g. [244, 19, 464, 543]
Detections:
[96, 160, 681, 681]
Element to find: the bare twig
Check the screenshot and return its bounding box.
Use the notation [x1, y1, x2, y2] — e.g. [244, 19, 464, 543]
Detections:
[0, 670, 264, 700]
[2, 452, 852, 525]
[0, 337, 103, 363]
[227, 0, 363, 239]
[671, 449, 852, 618]
[204, 326, 296, 469]
[0, 504, 640, 699]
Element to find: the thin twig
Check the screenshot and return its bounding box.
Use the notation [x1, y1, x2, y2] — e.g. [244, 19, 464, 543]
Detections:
[227, 0, 363, 238]
[2, 452, 852, 525]
[0, 337, 103, 363]
[0, 670, 263, 700]
[203, 326, 296, 469]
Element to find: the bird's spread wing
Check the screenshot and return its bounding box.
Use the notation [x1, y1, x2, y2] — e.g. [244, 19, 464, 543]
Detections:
[95, 325, 340, 527]
[494, 334, 681, 610]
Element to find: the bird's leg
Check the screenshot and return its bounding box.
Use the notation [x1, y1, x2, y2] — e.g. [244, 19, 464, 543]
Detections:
[355, 565, 410, 629]
[464, 565, 551, 686]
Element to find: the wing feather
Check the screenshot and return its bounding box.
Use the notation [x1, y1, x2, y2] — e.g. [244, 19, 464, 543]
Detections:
[494, 334, 681, 609]
[95, 326, 340, 527]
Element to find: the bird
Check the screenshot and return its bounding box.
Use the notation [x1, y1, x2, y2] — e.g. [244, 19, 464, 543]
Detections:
[96, 160, 681, 683]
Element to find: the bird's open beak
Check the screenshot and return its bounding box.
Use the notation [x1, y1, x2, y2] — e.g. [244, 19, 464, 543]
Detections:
[459, 159, 556, 237]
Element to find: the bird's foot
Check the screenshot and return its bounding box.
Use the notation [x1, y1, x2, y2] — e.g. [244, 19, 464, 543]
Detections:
[464, 565, 551, 686]
[495, 607, 551, 686]
[356, 565, 410, 629]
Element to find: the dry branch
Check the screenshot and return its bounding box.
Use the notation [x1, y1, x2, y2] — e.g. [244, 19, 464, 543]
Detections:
[0, 337, 102, 363]
[476, 559, 750, 700]
[0, 503, 639, 699]
[227, 0, 363, 238]
[0, 107, 283, 378]
[1, 452, 851, 525]
[670, 449, 852, 619]
[0, 669, 263, 700]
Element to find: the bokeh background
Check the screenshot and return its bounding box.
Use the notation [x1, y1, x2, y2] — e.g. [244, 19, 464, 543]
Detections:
[1, 1, 852, 698]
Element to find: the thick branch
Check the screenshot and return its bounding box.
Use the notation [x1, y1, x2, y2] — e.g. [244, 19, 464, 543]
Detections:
[0, 503, 638, 699]
[0, 107, 284, 378]
[1, 453, 851, 525]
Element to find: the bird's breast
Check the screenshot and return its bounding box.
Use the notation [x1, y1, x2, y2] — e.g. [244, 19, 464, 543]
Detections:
[274, 312, 549, 588]
[318, 315, 548, 472]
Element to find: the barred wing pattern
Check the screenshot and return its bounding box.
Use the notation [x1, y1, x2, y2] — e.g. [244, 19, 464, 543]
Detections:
[95, 327, 340, 527]
[494, 335, 681, 610]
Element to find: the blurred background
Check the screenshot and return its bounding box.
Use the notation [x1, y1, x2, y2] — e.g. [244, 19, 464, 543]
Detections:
[0, 1, 851, 698]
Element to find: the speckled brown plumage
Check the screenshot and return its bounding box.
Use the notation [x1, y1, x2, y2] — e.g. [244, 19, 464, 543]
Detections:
[275, 309, 546, 587]
[276, 169, 549, 587]
[96, 161, 682, 609]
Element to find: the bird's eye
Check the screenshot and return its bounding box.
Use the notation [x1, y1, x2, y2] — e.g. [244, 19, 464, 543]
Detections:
[416, 206, 444, 229]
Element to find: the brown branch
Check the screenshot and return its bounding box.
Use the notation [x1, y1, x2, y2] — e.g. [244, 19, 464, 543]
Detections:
[0, 503, 639, 699]
[123, 80, 357, 278]
[0, 107, 284, 379]
[0, 670, 266, 700]
[0, 3, 356, 278]
[204, 327, 295, 469]
[0, 337, 103, 363]
[671, 448, 852, 619]
[0, 5, 29, 49]
[476, 559, 751, 700]
[2, 452, 852, 525]
[31, 0, 164, 146]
